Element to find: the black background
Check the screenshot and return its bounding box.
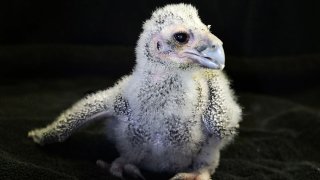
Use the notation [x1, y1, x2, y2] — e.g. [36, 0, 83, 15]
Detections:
[1, 0, 320, 95]
[1, 0, 319, 56]
[1, 1, 320, 179]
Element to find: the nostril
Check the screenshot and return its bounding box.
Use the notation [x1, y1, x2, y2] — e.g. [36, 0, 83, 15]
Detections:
[196, 45, 207, 52]
[212, 44, 216, 49]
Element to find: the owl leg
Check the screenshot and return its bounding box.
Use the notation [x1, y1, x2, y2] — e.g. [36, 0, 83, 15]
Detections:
[97, 157, 145, 180]
[170, 138, 224, 180]
[169, 153, 217, 180]
[169, 170, 211, 180]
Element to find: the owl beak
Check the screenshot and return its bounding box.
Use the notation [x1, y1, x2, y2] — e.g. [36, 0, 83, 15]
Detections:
[183, 45, 225, 70]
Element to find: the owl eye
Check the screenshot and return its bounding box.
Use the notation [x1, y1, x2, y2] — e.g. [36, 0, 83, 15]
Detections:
[173, 32, 189, 44]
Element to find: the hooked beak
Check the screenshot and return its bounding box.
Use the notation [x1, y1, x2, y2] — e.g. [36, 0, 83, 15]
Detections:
[183, 45, 225, 70]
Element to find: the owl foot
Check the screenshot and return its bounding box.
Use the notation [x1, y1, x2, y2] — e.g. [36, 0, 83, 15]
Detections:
[96, 158, 145, 180]
[169, 171, 211, 180]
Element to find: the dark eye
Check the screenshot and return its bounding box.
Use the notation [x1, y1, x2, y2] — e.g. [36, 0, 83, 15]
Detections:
[173, 32, 189, 44]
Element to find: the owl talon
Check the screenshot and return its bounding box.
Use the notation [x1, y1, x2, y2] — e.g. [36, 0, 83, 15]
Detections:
[96, 159, 110, 170]
[170, 171, 211, 180]
[98, 158, 145, 180]
[123, 164, 145, 180]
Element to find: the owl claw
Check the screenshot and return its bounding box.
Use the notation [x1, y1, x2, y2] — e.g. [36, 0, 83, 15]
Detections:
[97, 158, 145, 180]
[123, 164, 145, 180]
[170, 171, 211, 180]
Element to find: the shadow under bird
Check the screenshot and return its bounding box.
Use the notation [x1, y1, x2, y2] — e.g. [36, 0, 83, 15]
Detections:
[28, 3, 242, 180]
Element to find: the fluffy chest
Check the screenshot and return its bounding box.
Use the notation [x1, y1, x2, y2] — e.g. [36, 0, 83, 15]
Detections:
[112, 71, 234, 170]
[115, 73, 203, 145]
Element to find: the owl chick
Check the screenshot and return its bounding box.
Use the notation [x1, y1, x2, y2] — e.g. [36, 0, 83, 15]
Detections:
[28, 4, 242, 180]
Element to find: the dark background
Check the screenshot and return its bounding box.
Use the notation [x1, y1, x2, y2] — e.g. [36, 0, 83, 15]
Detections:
[1, 0, 320, 94]
[1, 1, 320, 179]
[1, 0, 319, 56]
